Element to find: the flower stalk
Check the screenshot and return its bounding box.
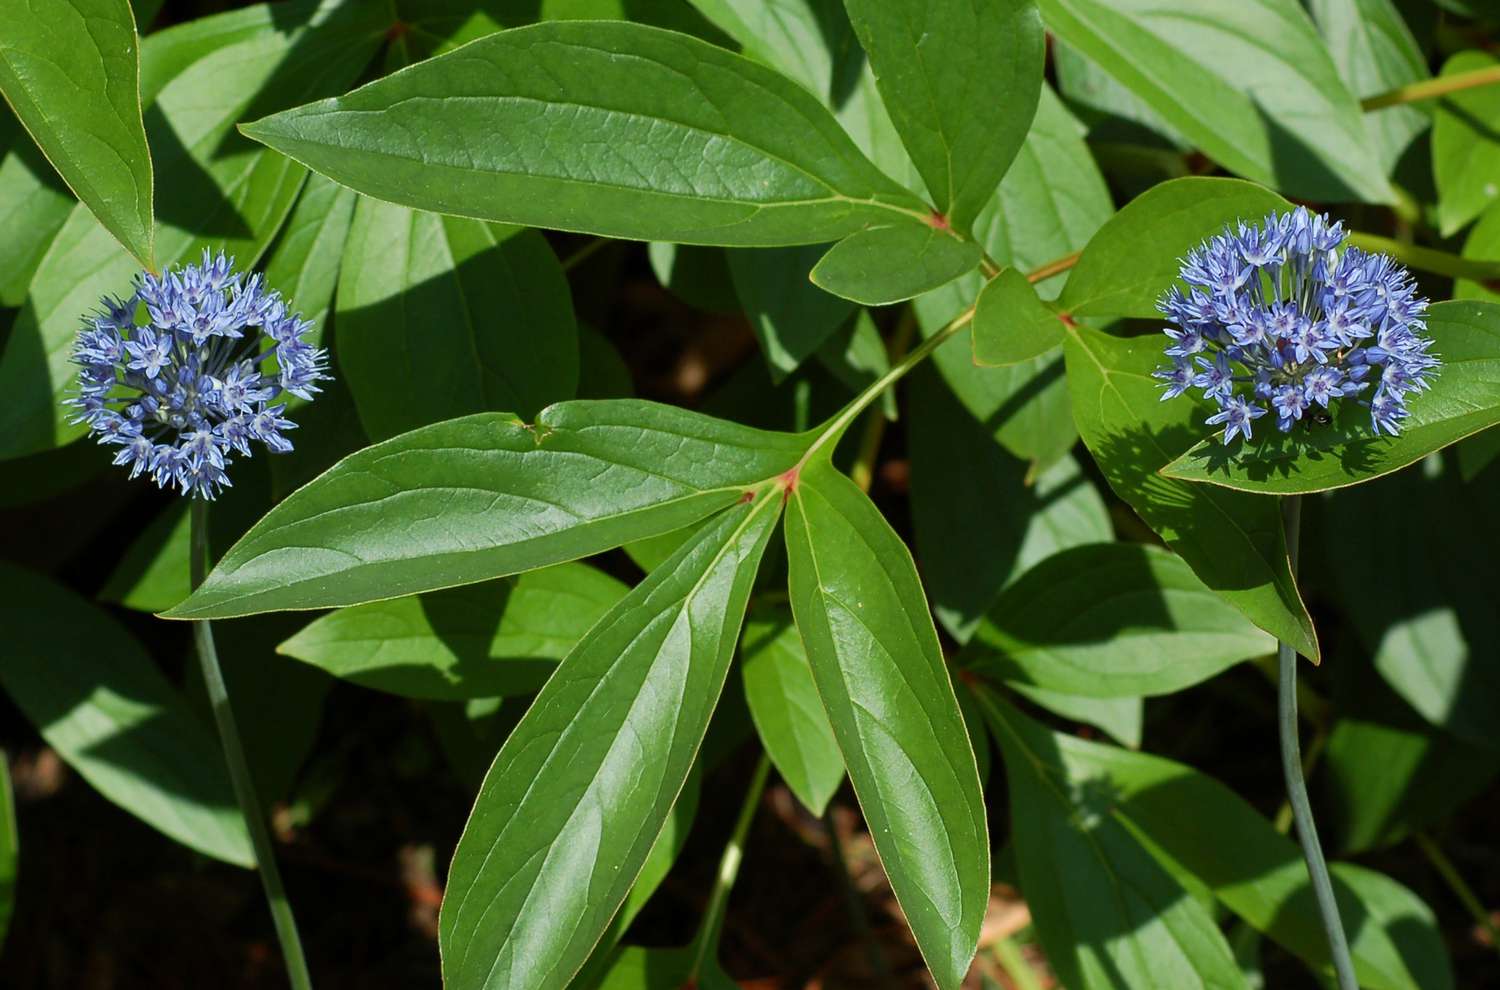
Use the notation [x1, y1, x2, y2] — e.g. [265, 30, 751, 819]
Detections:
[1362, 64, 1500, 111]
[191, 499, 313, 990]
[1277, 495, 1358, 990]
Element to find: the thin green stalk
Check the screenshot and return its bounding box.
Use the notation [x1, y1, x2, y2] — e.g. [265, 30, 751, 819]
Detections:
[1347, 231, 1500, 284]
[1362, 64, 1500, 111]
[190, 500, 312, 990]
[848, 308, 918, 494]
[991, 937, 1045, 990]
[688, 752, 771, 978]
[1277, 496, 1357, 990]
[825, 808, 892, 984]
[1413, 831, 1500, 963]
[560, 236, 609, 272]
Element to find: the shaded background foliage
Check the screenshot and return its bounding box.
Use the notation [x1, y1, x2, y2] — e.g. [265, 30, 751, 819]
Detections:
[0, 0, 1499, 987]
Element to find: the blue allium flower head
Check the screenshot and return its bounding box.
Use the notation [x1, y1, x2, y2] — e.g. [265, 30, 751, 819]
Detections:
[1153, 207, 1438, 445]
[67, 249, 328, 498]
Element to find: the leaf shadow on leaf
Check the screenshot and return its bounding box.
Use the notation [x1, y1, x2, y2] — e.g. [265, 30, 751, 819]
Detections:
[144, 104, 254, 243]
[1436, 97, 1500, 147]
[964, 549, 1176, 687]
[1257, 104, 1366, 203]
[1108, 768, 1388, 969]
[980, 353, 1066, 435]
[418, 582, 556, 696]
[1177, 427, 1384, 485]
[0, 296, 56, 455]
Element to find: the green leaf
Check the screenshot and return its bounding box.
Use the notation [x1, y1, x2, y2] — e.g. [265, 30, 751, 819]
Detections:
[278, 563, 628, 700]
[168, 401, 809, 619]
[978, 692, 1248, 990]
[572, 764, 703, 989]
[728, 244, 855, 378]
[811, 223, 981, 305]
[1062, 323, 1318, 659]
[964, 543, 1273, 697]
[1456, 201, 1500, 305]
[0, 750, 14, 950]
[241, 21, 930, 246]
[1324, 659, 1500, 854]
[1308, 0, 1429, 173]
[0, 0, 154, 265]
[1162, 301, 1500, 494]
[785, 459, 988, 990]
[684, 0, 843, 97]
[1031, 710, 1455, 990]
[908, 366, 1110, 642]
[1037, 0, 1392, 203]
[1322, 453, 1500, 751]
[262, 171, 357, 341]
[972, 266, 1063, 367]
[0, 562, 251, 866]
[337, 197, 578, 439]
[0, 0, 388, 460]
[1433, 50, 1500, 236]
[439, 494, 780, 990]
[842, 0, 1045, 230]
[741, 604, 844, 815]
[0, 110, 74, 306]
[1010, 684, 1143, 749]
[1059, 177, 1289, 319]
[914, 83, 1111, 467]
[648, 242, 740, 312]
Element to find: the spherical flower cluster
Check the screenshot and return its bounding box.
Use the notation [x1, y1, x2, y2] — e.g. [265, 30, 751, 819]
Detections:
[1153, 206, 1437, 445]
[68, 250, 328, 498]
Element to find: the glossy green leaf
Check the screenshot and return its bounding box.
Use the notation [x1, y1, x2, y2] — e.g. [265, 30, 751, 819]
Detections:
[0, 751, 13, 950]
[169, 401, 808, 619]
[1062, 323, 1318, 659]
[241, 21, 930, 246]
[684, 0, 842, 97]
[914, 83, 1111, 467]
[811, 223, 980, 305]
[337, 198, 578, 439]
[965, 543, 1273, 697]
[136, 0, 327, 103]
[973, 266, 1063, 367]
[0, 110, 74, 306]
[1163, 301, 1500, 494]
[741, 604, 843, 816]
[1308, 0, 1429, 173]
[278, 563, 627, 700]
[0, 1, 388, 460]
[785, 459, 988, 990]
[908, 366, 1110, 642]
[1322, 453, 1500, 751]
[1028, 709, 1455, 990]
[1037, 0, 1391, 203]
[572, 765, 703, 989]
[0, 0, 154, 265]
[1059, 177, 1289, 319]
[728, 245, 854, 379]
[1052, 38, 1187, 151]
[439, 495, 780, 990]
[842, 0, 1045, 229]
[978, 692, 1248, 990]
[262, 171, 356, 339]
[1433, 51, 1500, 236]
[0, 562, 251, 866]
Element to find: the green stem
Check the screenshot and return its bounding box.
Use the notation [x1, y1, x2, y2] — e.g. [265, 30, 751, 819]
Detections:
[991, 937, 1045, 990]
[1347, 231, 1500, 284]
[560, 236, 609, 272]
[688, 752, 771, 978]
[847, 308, 917, 494]
[825, 808, 892, 984]
[1413, 831, 1500, 963]
[1277, 496, 1357, 990]
[1362, 64, 1500, 111]
[190, 500, 313, 990]
[803, 305, 974, 465]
